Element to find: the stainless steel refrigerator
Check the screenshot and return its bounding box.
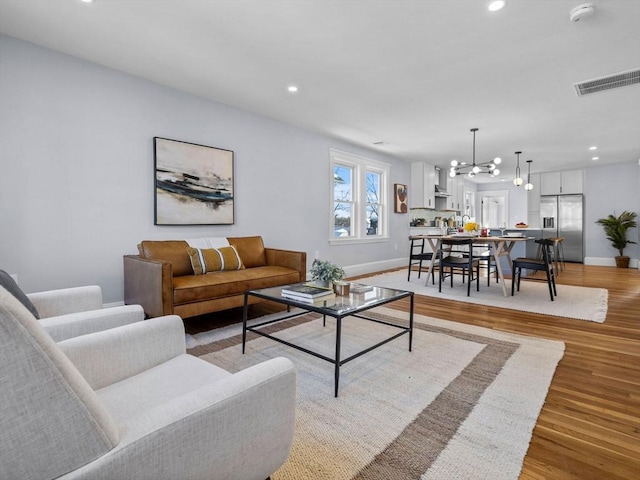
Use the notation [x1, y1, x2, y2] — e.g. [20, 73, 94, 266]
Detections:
[540, 194, 584, 262]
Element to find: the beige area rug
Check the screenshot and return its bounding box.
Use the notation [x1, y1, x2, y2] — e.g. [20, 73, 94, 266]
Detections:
[359, 270, 608, 323]
[187, 307, 565, 480]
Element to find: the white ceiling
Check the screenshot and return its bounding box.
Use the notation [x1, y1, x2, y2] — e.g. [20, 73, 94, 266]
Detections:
[1, 0, 639, 182]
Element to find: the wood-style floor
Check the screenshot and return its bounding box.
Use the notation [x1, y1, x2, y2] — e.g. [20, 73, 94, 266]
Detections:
[184, 263, 640, 480]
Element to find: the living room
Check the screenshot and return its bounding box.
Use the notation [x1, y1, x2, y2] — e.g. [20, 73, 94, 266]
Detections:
[1, 1, 639, 479]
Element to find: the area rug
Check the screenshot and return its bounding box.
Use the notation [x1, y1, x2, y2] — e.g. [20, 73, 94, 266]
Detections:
[359, 270, 607, 323]
[188, 307, 565, 480]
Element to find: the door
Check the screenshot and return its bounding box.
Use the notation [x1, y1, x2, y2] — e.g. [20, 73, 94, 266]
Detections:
[558, 194, 583, 262]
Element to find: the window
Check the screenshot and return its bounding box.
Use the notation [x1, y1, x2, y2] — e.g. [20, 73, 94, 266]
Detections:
[330, 149, 389, 244]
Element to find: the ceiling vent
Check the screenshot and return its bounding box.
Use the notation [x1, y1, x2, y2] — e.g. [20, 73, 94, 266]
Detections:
[574, 68, 640, 96]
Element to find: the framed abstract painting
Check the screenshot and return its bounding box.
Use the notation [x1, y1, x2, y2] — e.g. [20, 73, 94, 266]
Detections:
[154, 137, 234, 225]
[394, 183, 408, 213]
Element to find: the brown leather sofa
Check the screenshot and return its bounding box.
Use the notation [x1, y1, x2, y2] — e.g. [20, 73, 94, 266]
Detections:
[123, 236, 306, 319]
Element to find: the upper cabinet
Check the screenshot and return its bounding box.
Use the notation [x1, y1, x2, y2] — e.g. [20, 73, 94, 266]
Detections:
[540, 169, 584, 195]
[445, 175, 464, 211]
[410, 162, 436, 209]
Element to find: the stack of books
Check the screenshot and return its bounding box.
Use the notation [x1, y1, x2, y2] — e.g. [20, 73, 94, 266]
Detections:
[281, 283, 336, 304]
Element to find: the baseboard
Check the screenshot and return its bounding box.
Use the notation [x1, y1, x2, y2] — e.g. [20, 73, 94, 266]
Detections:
[584, 257, 639, 269]
[343, 258, 407, 278]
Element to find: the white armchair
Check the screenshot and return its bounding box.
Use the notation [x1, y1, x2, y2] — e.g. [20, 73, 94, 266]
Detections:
[0, 286, 297, 480]
[28, 285, 145, 341]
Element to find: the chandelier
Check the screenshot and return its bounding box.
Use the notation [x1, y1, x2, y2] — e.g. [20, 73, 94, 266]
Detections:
[449, 128, 501, 178]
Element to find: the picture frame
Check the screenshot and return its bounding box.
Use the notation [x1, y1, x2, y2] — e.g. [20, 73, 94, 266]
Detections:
[154, 137, 234, 225]
[394, 183, 408, 213]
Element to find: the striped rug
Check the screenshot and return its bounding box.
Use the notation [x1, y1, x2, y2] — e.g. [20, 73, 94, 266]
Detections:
[188, 307, 565, 480]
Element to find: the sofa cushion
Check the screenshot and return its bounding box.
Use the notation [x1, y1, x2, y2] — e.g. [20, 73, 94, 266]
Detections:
[227, 236, 266, 268]
[138, 241, 193, 277]
[186, 246, 244, 275]
[0, 269, 40, 319]
[172, 266, 300, 305]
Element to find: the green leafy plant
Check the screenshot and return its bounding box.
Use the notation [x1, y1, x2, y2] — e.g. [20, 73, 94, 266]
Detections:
[310, 259, 345, 285]
[595, 210, 637, 257]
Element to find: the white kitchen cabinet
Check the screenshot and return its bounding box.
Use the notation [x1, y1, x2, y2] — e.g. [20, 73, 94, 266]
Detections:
[540, 170, 583, 195]
[445, 175, 464, 211]
[410, 162, 436, 209]
[527, 173, 541, 228]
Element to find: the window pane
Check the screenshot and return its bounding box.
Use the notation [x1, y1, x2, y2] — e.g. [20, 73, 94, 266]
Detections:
[366, 171, 381, 236]
[365, 205, 379, 235]
[334, 165, 352, 202]
[334, 201, 351, 237]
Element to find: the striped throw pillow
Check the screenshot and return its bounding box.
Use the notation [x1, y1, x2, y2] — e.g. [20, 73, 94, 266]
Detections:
[186, 246, 244, 274]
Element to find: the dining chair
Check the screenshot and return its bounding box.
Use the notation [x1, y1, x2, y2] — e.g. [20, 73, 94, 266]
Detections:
[407, 236, 435, 283]
[464, 243, 498, 286]
[511, 238, 557, 301]
[438, 238, 480, 296]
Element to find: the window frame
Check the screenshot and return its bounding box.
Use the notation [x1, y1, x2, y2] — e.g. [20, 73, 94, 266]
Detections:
[329, 149, 390, 245]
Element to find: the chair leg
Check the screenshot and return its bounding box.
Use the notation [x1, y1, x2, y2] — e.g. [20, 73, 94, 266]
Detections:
[511, 264, 517, 296]
[439, 262, 443, 293]
[546, 269, 554, 301]
[476, 263, 480, 291]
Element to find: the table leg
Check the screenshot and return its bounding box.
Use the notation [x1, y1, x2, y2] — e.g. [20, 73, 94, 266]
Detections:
[409, 293, 414, 352]
[424, 237, 441, 286]
[242, 292, 249, 354]
[335, 317, 342, 397]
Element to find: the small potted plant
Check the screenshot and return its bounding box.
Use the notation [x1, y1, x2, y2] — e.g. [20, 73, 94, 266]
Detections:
[310, 259, 345, 288]
[595, 210, 637, 268]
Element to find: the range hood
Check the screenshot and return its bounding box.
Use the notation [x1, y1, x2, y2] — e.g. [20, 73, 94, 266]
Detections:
[434, 168, 451, 196]
[435, 185, 451, 197]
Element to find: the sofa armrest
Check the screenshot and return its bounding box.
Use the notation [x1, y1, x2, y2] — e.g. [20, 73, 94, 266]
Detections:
[124, 255, 174, 318]
[89, 357, 296, 480]
[58, 315, 186, 390]
[39, 304, 145, 342]
[265, 248, 307, 281]
[28, 286, 103, 318]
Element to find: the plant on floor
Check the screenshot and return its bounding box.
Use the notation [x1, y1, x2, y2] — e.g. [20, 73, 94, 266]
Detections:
[595, 210, 637, 268]
[310, 259, 345, 286]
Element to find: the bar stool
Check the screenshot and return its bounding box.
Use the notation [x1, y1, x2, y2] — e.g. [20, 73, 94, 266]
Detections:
[537, 237, 565, 274]
[407, 236, 435, 283]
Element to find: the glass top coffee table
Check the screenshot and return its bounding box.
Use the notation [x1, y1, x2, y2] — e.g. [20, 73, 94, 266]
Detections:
[242, 283, 414, 397]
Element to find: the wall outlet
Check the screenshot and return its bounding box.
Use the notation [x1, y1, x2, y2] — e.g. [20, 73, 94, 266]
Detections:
[314, 251, 320, 259]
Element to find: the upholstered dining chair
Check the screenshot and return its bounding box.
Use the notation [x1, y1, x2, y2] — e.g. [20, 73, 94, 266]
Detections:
[511, 238, 557, 301]
[0, 286, 296, 480]
[438, 238, 480, 296]
[407, 236, 435, 283]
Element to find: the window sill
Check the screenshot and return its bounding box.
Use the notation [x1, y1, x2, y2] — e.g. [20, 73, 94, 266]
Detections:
[328, 236, 390, 246]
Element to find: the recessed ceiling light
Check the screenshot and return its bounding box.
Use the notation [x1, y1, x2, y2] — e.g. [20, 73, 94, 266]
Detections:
[592, 157, 599, 160]
[80, 0, 94, 3]
[287, 85, 298, 93]
[589, 146, 597, 150]
[488, 1, 506, 12]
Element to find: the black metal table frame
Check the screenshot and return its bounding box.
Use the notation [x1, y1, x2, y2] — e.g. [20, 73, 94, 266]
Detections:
[242, 289, 414, 397]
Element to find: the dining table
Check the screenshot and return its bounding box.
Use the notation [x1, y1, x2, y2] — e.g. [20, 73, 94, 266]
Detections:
[410, 234, 532, 297]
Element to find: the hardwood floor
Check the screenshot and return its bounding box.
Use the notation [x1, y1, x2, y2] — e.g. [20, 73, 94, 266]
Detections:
[184, 263, 640, 480]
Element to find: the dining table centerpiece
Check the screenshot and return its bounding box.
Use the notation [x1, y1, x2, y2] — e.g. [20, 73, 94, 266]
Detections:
[463, 222, 480, 236]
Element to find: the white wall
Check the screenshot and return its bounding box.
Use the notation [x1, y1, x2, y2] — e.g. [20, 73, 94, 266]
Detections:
[0, 35, 411, 302]
[584, 161, 639, 265]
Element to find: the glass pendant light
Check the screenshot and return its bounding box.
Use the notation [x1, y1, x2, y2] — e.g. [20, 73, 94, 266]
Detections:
[513, 151, 523, 186]
[524, 160, 533, 191]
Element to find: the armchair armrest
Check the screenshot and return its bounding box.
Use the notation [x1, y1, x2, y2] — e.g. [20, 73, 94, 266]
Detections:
[265, 248, 307, 281]
[90, 357, 296, 480]
[28, 286, 103, 318]
[124, 255, 174, 318]
[58, 315, 186, 389]
[39, 304, 145, 342]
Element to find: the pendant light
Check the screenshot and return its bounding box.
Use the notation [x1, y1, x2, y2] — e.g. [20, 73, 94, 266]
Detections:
[513, 151, 523, 186]
[449, 128, 502, 178]
[524, 160, 533, 191]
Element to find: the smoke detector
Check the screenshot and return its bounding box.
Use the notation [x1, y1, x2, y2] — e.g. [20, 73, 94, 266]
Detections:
[570, 3, 595, 22]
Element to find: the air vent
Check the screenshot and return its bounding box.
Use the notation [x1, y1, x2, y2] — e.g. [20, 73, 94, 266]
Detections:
[574, 68, 640, 96]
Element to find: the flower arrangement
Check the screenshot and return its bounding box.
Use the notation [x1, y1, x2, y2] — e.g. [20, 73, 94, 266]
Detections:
[463, 222, 479, 232]
[310, 259, 345, 286]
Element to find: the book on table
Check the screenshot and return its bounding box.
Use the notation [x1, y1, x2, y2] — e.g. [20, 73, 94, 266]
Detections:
[281, 292, 336, 305]
[281, 283, 334, 299]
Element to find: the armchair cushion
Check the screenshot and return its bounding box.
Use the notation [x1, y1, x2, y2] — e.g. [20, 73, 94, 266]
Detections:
[0, 269, 39, 318]
[186, 245, 244, 274]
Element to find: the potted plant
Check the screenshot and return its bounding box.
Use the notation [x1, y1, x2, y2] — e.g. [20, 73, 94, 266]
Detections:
[595, 210, 637, 268]
[310, 259, 345, 287]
